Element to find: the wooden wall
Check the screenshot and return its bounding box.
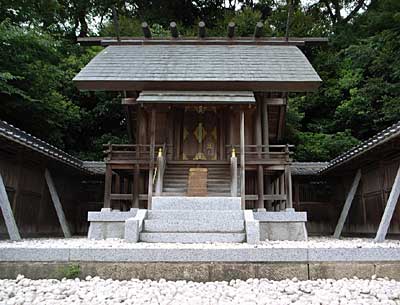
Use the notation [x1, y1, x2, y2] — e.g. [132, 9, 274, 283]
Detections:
[293, 156, 400, 237]
[0, 143, 103, 238]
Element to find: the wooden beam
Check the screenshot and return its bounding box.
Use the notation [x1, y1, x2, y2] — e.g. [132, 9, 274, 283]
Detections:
[121, 97, 137, 105]
[77, 36, 329, 46]
[170, 22, 179, 38]
[227, 22, 235, 38]
[198, 21, 206, 38]
[333, 169, 362, 238]
[375, 164, 400, 242]
[44, 169, 72, 238]
[0, 173, 21, 241]
[147, 107, 156, 209]
[104, 163, 112, 208]
[265, 98, 286, 105]
[141, 22, 152, 38]
[240, 110, 245, 209]
[254, 21, 263, 38]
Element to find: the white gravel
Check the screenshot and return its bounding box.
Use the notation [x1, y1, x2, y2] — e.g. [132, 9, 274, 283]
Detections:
[1, 275, 400, 305]
[0, 237, 400, 249]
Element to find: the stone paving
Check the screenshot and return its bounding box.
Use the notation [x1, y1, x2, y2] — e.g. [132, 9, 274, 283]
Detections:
[1, 275, 400, 305]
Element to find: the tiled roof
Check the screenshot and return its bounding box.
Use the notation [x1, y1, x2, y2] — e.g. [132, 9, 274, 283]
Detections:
[73, 45, 321, 84]
[291, 162, 329, 176]
[320, 121, 400, 173]
[82, 161, 106, 175]
[0, 120, 103, 175]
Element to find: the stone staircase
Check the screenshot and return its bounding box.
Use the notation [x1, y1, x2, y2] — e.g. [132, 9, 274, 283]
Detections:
[139, 197, 246, 243]
[162, 164, 236, 196]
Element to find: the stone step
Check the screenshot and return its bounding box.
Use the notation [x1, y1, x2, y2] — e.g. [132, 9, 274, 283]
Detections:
[139, 232, 246, 243]
[143, 219, 245, 233]
[152, 196, 241, 210]
[147, 210, 244, 220]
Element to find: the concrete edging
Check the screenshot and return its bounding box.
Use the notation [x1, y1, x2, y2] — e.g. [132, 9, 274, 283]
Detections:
[2, 247, 400, 263]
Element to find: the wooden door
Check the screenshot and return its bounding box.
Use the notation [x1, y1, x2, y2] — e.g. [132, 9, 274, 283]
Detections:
[182, 106, 218, 160]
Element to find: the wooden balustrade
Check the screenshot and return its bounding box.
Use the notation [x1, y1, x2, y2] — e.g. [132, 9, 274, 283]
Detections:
[225, 144, 293, 163]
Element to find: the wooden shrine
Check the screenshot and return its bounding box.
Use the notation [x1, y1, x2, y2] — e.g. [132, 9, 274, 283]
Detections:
[74, 22, 323, 211]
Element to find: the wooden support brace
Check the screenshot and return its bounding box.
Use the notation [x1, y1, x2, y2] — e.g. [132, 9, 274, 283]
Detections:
[375, 164, 400, 242]
[44, 169, 71, 238]
[0, 173, 21, 240]
[104, 163, 112, 208]
[333, 169, 362, 238]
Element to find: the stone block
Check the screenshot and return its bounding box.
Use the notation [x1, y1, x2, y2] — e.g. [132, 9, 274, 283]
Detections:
[143, 219, 245, 233]
[244, 210, 260, 244]
[139, 232, 246, 243]
[209, 263, 257, 281]
[375, 263, 400, 280]
[144, 263, 210, 281]
[260, 222, 307, 241]
[125, 209, 147, 243]
[309, 263, 375, 280]
[254, 211, 307, 222]
[257, 263, 308, 280]
[152, 196, 241, 210]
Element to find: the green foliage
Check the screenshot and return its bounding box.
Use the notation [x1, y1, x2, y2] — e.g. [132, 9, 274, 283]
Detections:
[61, 264, 81, 279]
[0, 0, 399, 162]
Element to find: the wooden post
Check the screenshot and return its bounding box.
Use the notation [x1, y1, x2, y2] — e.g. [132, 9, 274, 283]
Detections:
[375, 165, 400, 242]
[155, 149, 164, 196]
[284, 165, 293, 209]
[44, 169, 71, 238]
[104, 163, 112, 208]
[240, 110, 245, 209]
[227, 22, 235, 38]
[0, 173, 21, 241]
[142, 22, 151, 38]
[198, 21, 206, 38]
[170, 21, 179, 38]
[333, 169, 362, 238]
[279, 172, 285, 210]
[147, 107, 156, 209]
[230, 150, 238, 197]
[262, 96, 272, 210]
[255, 98, 264, 210]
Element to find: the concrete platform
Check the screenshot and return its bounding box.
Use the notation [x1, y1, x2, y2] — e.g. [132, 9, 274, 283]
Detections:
[143, 219, 245, 232]
[152, 196, 241, 210]
[2, 238, 400, 280]
[139, 232, 246, 243]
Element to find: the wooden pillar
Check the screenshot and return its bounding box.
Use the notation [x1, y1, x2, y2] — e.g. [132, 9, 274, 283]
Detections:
[44, 169, 72, 238]
[279, 172, 285, 210]
[230, 152, 238, 197]
[333, 169, 362, 238]
[261, 95, 272, 210]
[375, 164, 400, 242]
[167, 107, 174, 160]
[284, 165, 293, 209]
[0, 173, 21, 241]
[104, 163, 112, 209]
[240, 110, 245, 209]
[147, 107, 156, 209]
[255, 98, 264, 210]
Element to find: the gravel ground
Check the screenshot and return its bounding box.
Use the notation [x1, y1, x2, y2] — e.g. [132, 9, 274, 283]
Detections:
[0, 237, 400, 249]
[1, 275, 400, 305]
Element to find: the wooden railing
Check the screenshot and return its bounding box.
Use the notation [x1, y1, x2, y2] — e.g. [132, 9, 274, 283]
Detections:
[103, 143, 167, 162]
[225, 144, 293, 162]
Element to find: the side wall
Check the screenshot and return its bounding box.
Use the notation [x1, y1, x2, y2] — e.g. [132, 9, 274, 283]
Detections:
[0, 146, 102, 238]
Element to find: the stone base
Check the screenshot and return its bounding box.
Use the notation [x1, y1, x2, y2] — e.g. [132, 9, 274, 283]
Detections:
[87, 208, 137, 240]
[255, 211, 308, 241]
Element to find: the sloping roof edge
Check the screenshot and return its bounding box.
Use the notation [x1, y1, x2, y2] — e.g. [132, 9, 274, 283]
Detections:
[0, 120, 95, 174]
[320, 121, 400, 174]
